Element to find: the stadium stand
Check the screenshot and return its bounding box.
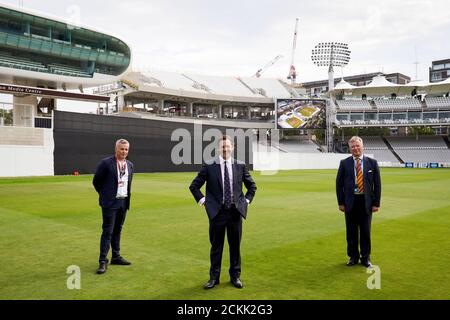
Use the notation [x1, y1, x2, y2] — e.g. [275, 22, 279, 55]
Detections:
[362, 136, 401, 164]
[424, 96, 450, 109]
[386, 136, 450, 163]
[336, 99, 373, 110]
[374, 98, 422, 110]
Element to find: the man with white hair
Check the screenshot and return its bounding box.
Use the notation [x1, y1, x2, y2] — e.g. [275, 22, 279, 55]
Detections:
[336, 136, 381, 268]
[93, 138, 134, 274]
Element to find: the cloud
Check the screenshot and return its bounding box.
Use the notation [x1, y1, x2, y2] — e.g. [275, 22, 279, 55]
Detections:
[2, 0, 449, 82]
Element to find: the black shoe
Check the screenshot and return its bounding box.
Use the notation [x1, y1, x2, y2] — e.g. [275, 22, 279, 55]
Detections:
[346, 257, 358, 266]
[361, 259, 372, 268]
[96, 262, 107, 274]
[110, 256, 131, 265]
[203, 279, 219, 289]
[231, 278, 243, 289]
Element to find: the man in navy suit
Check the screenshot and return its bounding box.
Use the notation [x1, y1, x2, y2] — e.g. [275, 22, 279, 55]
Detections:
[336, 136, 381, 268]
[93, 139, 134, 274]
[189, 135, 257, 289]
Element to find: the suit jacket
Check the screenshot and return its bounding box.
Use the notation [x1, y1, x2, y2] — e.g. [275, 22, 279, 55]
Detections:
[93, 156, 134, 210]
[189, 159, 257, 220]
[336, 155, 381, 214]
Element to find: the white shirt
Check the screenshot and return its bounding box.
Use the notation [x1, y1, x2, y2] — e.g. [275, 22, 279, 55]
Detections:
[116, 160, 128, 198]
[219, 156, 233, 203]
[198, 156, 250, 206]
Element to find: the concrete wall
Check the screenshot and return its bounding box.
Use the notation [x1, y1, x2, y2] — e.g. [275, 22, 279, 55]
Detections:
[253, 149, 350, 171]
[0, 127, 54, 177]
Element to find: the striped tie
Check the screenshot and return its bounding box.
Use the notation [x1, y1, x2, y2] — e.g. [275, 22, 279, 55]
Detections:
[223, 161, 232, 208]
[356, 158, 364, 193]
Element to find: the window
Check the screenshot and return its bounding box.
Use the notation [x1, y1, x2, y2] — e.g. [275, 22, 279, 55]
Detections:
[433, 64, 445, 70]
[393, 113, 406, 120]
[364, 113, 376, 120]
[336, 114, 349, 121]
[431, 72, 442, 81]
[350, 114, 363, 121]
[423, 112, 437, 119]
[407, 112, 421, 120]
[379, 113, 392, 121]
[439, 112, 450, 119]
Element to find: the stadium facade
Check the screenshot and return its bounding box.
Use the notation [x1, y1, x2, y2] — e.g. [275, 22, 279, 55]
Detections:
[1, 4, 450, 177]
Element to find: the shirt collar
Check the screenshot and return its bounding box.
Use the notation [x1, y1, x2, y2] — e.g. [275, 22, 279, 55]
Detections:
[219, 155, 232, 164]
[353, 155, 364, 161]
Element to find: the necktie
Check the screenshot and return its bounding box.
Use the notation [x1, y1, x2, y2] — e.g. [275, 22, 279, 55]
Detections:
[356, 158, 364, 193]
[223, 161, 232, 208]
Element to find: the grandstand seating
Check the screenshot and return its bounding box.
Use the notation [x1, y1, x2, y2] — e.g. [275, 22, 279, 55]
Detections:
[386, 136, 450, 163]
[374, 98, 422, 110]
[336, 99, 372, 110]
[362, 136, 400, 164]
[424, 96, 450, 109]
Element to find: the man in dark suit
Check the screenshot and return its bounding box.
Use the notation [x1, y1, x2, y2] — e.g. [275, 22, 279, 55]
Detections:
[93, 138, 134, 274]
[189, 135, 257, 289]
[336, 136, 381, 268]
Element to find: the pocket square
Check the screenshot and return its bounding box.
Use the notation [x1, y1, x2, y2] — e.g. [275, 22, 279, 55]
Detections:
[368, 170, 373, 173]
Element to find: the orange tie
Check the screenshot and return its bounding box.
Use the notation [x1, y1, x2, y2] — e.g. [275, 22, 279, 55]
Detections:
[356, 158, 364, 193]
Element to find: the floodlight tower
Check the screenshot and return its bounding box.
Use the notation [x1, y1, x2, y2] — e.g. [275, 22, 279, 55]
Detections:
[311, 42, 350, 152]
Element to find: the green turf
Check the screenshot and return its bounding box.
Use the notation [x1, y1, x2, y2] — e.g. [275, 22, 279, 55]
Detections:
[0, 168, 449, 300]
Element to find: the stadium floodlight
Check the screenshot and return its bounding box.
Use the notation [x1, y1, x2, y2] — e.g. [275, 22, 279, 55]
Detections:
[311, 42, 351, 81]
[311, 42, 351, 153]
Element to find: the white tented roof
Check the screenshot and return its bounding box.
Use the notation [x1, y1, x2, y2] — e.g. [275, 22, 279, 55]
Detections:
[127, 70, 293, 100]
[139, 70, 206, 93]
[364, 75, 399, 88]
[333, 75, 450, 96]
[184, 73, 258, 97]
[239, 77, 293, 98]
[334, 78, 357, 90]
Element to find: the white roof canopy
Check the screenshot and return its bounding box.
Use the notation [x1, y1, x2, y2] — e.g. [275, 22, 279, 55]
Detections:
[333, 75, 450, 96]
[334, 78, 357, 90]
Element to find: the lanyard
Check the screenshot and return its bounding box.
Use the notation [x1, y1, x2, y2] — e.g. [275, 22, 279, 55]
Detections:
[117, 160, 127, 180]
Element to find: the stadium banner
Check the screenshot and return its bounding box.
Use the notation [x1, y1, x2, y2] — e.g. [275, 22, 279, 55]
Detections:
[405, 162, 414, 168]
[276, 98, 326, 129]
[0, 83, 110, 102]
[417, 162, 428, 168]
[429, 162, 439, 168]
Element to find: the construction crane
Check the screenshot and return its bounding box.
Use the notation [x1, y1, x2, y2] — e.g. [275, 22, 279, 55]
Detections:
[254, 55, 283, 78]
[287, 18, 299, 84]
